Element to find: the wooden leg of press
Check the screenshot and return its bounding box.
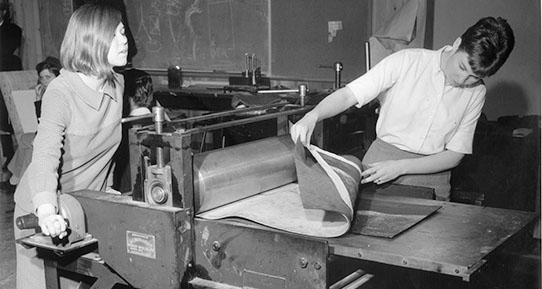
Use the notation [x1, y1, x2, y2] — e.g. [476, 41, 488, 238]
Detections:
[44, 259, 60, 289]
[57, 253, 129, 289]
[88, 274, 122, 289]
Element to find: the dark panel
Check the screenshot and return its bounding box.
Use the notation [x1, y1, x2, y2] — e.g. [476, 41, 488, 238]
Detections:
[125, 0, 270, 72]
[271, 0, 371, 81]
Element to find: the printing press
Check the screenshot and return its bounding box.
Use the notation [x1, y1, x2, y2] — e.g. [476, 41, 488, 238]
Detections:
[17, 90, 539, 289]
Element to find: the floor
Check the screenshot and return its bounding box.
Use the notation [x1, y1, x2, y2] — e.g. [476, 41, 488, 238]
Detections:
[0, 181, 16, 289]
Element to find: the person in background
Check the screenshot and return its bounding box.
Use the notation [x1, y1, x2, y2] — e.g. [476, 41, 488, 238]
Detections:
[112, 68, 154, 193]
[0, 3, 22, 71]
[290, 17, 515, 201]
[123, 68, 154, 117]
[13, 3, 128, 289]
[7, 56, 61, 186]
[34, 56, 62, 119]
[0, 3, 22, 164]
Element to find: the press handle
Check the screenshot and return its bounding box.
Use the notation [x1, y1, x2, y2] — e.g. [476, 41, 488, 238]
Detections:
[16, 213, 39, 230]
[16, 214, 69, 230]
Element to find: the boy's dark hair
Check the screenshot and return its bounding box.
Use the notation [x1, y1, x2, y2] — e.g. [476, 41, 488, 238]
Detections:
[123, 68, 153, 108]
[35, 56, 61, 77]
[459, 17, 515, 78]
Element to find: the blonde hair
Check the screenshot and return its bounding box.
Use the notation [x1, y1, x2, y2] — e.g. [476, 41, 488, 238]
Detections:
[60, 4, 122, 86]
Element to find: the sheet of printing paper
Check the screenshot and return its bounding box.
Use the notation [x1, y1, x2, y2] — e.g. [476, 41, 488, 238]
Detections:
[198, 141, 362, 238]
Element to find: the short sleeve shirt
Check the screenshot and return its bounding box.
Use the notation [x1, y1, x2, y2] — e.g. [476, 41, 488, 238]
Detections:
[346, 46, 486, 155]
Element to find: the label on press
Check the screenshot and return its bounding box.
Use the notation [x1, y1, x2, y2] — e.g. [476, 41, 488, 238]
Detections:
[126, 230, 156, 259]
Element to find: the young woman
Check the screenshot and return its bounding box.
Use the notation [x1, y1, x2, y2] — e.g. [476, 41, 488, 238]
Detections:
[13, 3, 128, 289]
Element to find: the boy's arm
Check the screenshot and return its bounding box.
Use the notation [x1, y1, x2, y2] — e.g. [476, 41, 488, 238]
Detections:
[290, 87, 358, 146]
[361, 150, 464, 184]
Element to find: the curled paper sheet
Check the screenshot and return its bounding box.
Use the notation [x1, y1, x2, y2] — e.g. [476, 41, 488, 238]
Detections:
[198, 141, 362, 238]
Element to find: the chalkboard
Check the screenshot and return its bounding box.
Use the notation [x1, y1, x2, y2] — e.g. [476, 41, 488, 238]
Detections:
[38, 0, 370, 80]
[38, 0, 270, 73]
[125, 0, 270, 72]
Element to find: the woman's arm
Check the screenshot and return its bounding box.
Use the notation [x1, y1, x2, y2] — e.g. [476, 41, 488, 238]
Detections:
[28, 86, 71, 238]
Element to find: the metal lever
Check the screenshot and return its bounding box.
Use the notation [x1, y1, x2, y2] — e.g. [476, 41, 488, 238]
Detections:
[121, 113, 153, 124]
[251, 53, 257, 85]
[120, 106, 173, 206]
[333, 62, 343, 89]
[121, 105, 166, 168]
[257, 84, 308, 106]
[152, 106, 165, 168]
[318, 62, 343, 90]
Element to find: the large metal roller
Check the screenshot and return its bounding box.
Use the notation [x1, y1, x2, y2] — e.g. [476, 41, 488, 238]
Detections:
[194, 135, 296, 213]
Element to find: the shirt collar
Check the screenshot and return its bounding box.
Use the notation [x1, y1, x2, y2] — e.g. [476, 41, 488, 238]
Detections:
[61, 69, 118, 111]
[435, 45, 452, 76]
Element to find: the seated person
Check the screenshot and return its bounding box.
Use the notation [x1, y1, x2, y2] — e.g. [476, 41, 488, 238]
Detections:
[7, 56, 61, 185]
[113, 68, 154, 193]
[122, 68, 171, 120]
[0, 3, 22, 71]
[123, 68, 153, 117]
[34, 56, 61, 119]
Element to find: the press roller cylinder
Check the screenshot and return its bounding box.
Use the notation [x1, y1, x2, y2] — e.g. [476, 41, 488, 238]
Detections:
[194, 135, 297, 213]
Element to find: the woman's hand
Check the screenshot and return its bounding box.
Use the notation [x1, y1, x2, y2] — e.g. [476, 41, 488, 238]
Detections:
[36, 203, 68, 239]
[290, 112, 318, 146]
[360, 159, 407, 185]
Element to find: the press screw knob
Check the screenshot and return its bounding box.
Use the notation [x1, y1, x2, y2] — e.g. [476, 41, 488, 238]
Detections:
[299, 258, 308, 269]
[212, 241, 221, 251]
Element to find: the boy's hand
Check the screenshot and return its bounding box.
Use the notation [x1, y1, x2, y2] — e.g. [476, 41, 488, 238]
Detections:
[360, 160, 406, 185]
[290, 112, 318, 147]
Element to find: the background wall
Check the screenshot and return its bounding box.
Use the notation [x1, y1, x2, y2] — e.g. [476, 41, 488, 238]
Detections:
[11, 0, 542, 120]
[34, 0, 371, 83]
[271, 0, 371, 81]
[433, 0, 541, 120]
[38, 0, 72, 63]
[12, 0, 41, 70]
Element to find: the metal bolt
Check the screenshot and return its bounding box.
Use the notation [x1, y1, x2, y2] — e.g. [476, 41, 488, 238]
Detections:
[313, 262, 322, 270]
[299, 84, 307, 107]
[402, 260, 408, 265]
[299, 258, 308, 269]
[212, 241, 221, 251]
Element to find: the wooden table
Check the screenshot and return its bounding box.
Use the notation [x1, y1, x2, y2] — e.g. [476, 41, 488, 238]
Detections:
[329, 193, 539, 281]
